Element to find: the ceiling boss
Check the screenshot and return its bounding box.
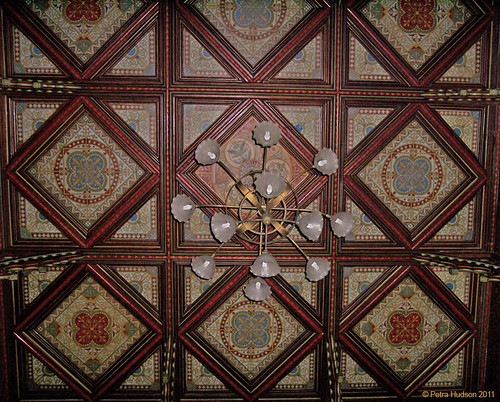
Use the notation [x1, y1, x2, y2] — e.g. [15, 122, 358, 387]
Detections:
[171, 121, 354, 301]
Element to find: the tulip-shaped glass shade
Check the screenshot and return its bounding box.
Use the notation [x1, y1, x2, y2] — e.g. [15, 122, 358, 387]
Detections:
[191, 255, 215, 280]
[253, 121, 281, 147]
[250, 251, 281, 277]
[306, 258, 331, 281]
[195, 139, 220, 165]
[244, 278, 272, 301]
[297, 210, 324, 241]
[330, 212, 354, 237]
[211, 213, 237, 242]
[255, 171, 286, 199]
[314, 148, 339, 176]
[171, 194, 195, 222]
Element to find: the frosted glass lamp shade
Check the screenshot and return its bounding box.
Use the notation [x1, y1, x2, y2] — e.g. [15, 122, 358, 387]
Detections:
[306, 258, 331, 281]
[253, 121, 281, 147]
[255, 171, 286, 199]
[211, 213, 237, 243]
[195, 139, 220, 165]
[330, 212, 354, 237]
[250, 251, 281, 277]
[314, 148, 339, 176]
[171, 194, 195, 222]
[191, 256, 215, 280]
[297, 210, 324, 241]
[244, 278, 272, 301]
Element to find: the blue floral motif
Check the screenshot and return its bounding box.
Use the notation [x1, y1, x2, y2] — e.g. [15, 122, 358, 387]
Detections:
[394, 157, 430, 194]
[232, 312, 269, 347]
[234, 0, 273, 27]
[67, 152, 107, 191]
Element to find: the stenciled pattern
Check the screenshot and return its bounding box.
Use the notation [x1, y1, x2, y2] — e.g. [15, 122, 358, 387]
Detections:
[342, 266, 387, 308]
[279, 267, 317, 308]
[196, 282, 305, 379]
[26, 353, 69, 390]
[182, 103, 232, 150]
[14, 101, 63, 146]
[109, 102, 157, 150]
[275, 32, 323, 80]
[361, 0, 471, 70]
[115, 265, 159, 310]
[182, 29, 232, 78]
[22, 0, 145, 62]
[438, 40, 481, 83]
[108, 28, 156, 76]
[432, 200, 474, 241]
[359, 119, 466, 229]
[193, 0, 313, 66]
[111, 195, 158, 241]
[424, 349, 465, 387]
[344, 198, 388, 242]
[119, 350, 161, 391]
[184, 265, 228, 309]
[275, 104, 323, 148]
[184, 209, 212, 241]
[18, 194, 67, 240]
[354, 277, 456, 377]
[274, 352, 315, 390]
[340, 352, 378, 389]
[435, 109, 481, 156]
[185, 350, 228, 391]
[29, 113, 145, 229]
[13, 27, 61, 74]
[432, 267, 470, 307]
[348, 35, 393, 81]
[346, 107, 394, 152]
[22, 266, 66, 305]
[35, 277, 146, 379]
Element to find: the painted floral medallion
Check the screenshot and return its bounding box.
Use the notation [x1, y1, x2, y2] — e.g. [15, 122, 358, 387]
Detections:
[35, 277, 146, 379]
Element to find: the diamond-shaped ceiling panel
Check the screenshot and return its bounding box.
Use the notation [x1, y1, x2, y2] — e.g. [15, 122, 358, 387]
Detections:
[359, 119, 465, 230]
[36, 276, 146, 378]
[344, 104, 486, 249]
[360, 0, 471, 71]
[179, 269, 322, 399]
[7, 97, 159, 247]
[15, 264, 162, 398]
[339, 266, 475, 398]
[22, 0, 145, 62]
[192, 0, 314, 66]
[29, 113, 145, 228]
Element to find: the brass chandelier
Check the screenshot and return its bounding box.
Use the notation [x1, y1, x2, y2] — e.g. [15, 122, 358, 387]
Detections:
[171, 121, 354, 301]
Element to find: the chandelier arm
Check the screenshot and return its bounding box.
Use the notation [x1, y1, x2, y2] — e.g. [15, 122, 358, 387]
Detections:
[286, 235, 309, 260]
[196, 204, 258, 211]
[211, 241, 226, 257]
[264, 223, 268, 251]
[259, 221, 263, 256]
[262, 146, 268, 172]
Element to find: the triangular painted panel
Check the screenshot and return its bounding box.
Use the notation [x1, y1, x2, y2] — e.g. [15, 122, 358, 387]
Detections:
[115, 265, 160, 310]
[22, 265, 66, 305]
[435, 109, 482, 156]
[108, 102, 158, 151]
[340, 351, 379, 389]
[18, 194, 67, 240]
[424, 348, 465, 387]
[118, 350, 161, 390]
[26, 353, 69, 390]
[437, 40, 482, 84]
[341, 265, 387, 308]
[275, 104, 323, 148]
[182, 28, 232, 78]
[348, 35, 394, 82]
[185, 350, 228, 391]
[182, 103, 232, 150]
[12, 26, 61, 75]
[346, 106, 394, 152]
[111, 195, 158, 241]
[107, 28, 156, 77]
[274, 32, 323, 80]
[431, 199, 475, 242]
[13, 100, 63, 146]
[274, 351, 316, 390]
[344, 197, 389, 243]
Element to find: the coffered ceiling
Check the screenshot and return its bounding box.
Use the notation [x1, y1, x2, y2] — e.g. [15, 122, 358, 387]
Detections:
[0, 1, 498, 401]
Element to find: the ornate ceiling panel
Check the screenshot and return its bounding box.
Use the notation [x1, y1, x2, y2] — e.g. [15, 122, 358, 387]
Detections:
[0, 1, 498, 401]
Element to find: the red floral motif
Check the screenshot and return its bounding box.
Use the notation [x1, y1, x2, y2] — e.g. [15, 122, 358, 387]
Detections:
[399, 0, 435, 32]
[388, 312, 422, 345]
[74, 312, 110, 346]
[65, 0, 102, 23]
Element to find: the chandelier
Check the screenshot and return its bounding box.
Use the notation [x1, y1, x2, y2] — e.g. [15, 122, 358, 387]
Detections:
[171, 121, 354, 301]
